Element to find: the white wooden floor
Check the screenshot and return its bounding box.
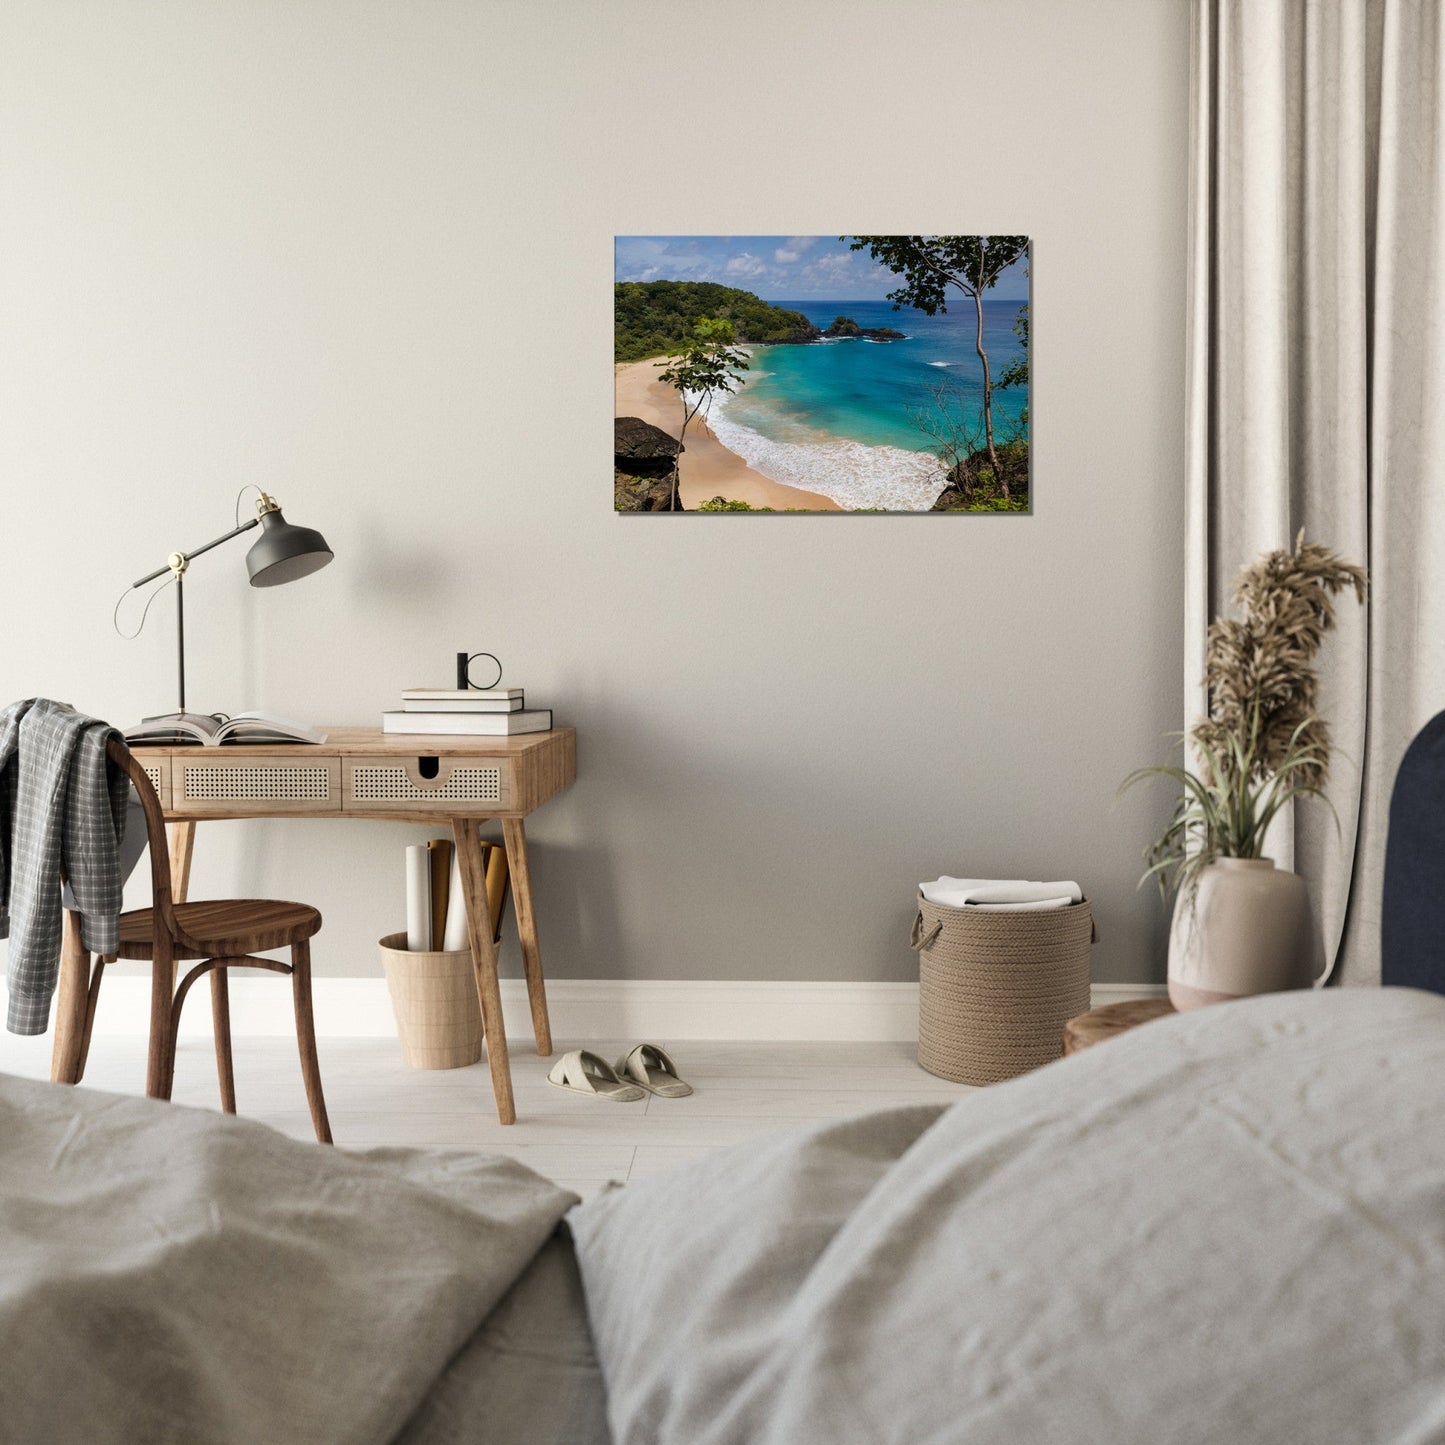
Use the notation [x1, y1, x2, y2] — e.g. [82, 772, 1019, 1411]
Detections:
[0, 1032, 974, 1200]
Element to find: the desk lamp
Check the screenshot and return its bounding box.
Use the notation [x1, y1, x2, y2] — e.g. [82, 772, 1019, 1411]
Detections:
[127, 491, 333, 724]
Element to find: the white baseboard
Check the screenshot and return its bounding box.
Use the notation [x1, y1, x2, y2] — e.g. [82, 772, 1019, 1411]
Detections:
[73, 976, 1167, 1043]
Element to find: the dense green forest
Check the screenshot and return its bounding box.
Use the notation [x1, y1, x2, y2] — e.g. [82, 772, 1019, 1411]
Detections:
[615, 282, 819, 361]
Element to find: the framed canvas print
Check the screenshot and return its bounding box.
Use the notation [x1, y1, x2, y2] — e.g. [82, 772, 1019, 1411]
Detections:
[614, 235, 1030, 514]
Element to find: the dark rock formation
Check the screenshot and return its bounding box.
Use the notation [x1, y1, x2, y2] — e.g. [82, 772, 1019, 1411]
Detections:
[929, 444, 1030, 511]
[615, 470, 678, 511]
[615, 416, 683, 511]
[764, 320, 823, 344]
[823, 316, 906, 341]
[615, 416, 680, 476]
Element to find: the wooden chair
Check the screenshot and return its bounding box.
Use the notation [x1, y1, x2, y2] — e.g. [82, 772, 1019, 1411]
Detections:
[54, 738, 332, 1143]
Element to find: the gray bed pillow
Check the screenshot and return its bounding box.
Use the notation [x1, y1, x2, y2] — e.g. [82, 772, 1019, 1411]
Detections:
[568, 990, 1445, 1445]
[567, 1104, 945, 1444]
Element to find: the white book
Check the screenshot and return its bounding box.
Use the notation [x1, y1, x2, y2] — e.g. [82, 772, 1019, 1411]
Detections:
[401, 696, 523, 713]
[382, 709, 553, 736]
[401, 688, 524, 701]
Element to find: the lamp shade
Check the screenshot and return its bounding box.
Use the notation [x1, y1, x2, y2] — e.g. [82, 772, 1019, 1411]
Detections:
[245, 508, 334, 588]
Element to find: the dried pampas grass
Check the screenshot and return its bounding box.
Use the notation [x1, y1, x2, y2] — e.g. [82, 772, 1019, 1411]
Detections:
[1193, 533, 1366, 789]
[1123, 532, 1366, 898]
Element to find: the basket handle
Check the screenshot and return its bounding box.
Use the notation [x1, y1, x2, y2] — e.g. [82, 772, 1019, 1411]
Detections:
[910, 913, 942, 952]
[911, 906, 1098, 948]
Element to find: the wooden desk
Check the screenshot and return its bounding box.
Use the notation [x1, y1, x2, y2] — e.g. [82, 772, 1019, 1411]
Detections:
[77, 727, 577, 1125]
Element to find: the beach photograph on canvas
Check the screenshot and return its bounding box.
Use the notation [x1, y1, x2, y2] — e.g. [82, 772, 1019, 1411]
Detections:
[615, 235, 1030, 513]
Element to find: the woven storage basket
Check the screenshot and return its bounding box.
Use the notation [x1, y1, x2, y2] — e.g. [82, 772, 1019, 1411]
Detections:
[912, 895, 1094, 1085]
[379, 933, 483, 1070]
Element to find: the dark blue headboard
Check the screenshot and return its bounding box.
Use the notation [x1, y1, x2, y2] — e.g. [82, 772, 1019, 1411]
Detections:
[1382, 711, 1445, 994]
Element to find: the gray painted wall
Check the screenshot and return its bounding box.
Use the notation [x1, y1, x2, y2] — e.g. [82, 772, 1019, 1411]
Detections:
[0, 0, 1188, 984]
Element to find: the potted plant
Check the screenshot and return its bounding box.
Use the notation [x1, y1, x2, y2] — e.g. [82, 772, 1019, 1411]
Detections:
[1124, 534, 1367, 1009]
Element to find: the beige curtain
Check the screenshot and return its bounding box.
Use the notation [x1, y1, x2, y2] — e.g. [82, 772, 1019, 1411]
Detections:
[1186, 0, 1445, 986]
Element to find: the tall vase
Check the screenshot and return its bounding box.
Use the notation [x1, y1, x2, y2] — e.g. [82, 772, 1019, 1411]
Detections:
[1167, 858, 1323, 1011]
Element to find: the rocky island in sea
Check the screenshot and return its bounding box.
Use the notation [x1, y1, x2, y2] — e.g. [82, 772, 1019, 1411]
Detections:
[614, 282, 907, 360]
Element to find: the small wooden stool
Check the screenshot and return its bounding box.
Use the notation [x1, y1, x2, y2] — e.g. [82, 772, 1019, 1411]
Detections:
[1063, 998, 1176, 1055]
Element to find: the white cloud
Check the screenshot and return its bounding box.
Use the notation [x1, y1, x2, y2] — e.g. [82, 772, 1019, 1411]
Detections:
[774, 236, 819, 264]
[724, 251, 769, 278]
[801, 251, 855, 283]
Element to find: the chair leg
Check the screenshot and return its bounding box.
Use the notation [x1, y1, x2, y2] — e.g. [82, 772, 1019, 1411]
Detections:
[290, 939, 332, 1144]
[49, 911, 90, 1085]
[76, 958, 108, 1083]
[147, 942, 177, 1100]
[210, 967, 237, 1114]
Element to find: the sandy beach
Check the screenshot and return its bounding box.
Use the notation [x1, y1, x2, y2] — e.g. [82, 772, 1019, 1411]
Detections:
[615, 360, 843, 512]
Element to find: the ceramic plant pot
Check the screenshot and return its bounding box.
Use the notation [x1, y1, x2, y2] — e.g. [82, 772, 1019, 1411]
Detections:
[1167, 858, 1323, 1010]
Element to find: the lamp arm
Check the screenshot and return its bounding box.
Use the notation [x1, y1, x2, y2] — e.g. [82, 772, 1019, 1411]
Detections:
[130, 516, 260, 589]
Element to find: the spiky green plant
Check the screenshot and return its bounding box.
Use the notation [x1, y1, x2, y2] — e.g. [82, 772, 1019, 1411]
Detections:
[1123, 533, 1366, 899]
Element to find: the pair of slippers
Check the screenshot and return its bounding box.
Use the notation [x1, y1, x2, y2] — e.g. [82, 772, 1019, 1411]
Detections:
[547, 1043, 692, 1102]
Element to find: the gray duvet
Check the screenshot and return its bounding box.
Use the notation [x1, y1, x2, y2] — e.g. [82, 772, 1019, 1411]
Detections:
[0, 1073, 606, 1444]
[6, 989, 1445, 1444]
[570, 989, 1445, 1444]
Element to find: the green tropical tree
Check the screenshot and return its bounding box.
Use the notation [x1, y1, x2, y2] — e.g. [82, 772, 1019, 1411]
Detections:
[655, 317, 749, 511]
[845, 235, 1028, 495]
[997, 264, 1029, 431]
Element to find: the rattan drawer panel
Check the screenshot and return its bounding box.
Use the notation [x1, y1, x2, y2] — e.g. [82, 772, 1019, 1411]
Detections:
[172, 756, 341, 813]
[138, 757, 170, 808]
[342, 757, 510, 813]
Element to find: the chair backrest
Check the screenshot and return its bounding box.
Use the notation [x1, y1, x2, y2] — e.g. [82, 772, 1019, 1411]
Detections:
[105, 737, 177, 939]
[1381, 711, 1445, 994]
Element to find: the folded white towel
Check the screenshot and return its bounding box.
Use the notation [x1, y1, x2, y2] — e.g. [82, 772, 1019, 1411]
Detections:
[919, 877, 1083, 911]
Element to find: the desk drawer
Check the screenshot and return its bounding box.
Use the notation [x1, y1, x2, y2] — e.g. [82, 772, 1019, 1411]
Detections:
[137, 757, 170, 808]
[172, 755, 341, 813]
[343, 757, 510, 813]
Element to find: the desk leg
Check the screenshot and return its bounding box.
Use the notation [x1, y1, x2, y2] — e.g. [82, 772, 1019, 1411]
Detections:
[49, 911, 90, 1084]
[169, 821, 195, 904]
[453, 818, 516, 1125]
[501, 817, 552, 1057]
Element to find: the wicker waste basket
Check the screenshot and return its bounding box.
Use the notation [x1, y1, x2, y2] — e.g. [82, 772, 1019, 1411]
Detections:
[379, 933, 483, 1070]
[911, 895, 1094, 1085]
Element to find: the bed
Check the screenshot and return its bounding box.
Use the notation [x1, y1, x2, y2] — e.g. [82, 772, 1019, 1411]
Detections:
[5, 986, 1444, 1444]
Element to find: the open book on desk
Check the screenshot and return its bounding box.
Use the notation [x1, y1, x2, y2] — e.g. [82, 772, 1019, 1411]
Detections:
[122, 711, 328, 746]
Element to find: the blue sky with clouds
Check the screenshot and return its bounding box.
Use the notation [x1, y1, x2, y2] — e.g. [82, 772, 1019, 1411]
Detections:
[615, 236, 1029, 302]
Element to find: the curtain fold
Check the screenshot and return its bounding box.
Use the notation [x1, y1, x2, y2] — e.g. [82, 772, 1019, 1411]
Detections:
[1187, 0, 1445, 986]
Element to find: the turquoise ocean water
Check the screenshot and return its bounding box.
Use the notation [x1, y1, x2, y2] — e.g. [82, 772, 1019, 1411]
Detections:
[703, 298, 1027, 510]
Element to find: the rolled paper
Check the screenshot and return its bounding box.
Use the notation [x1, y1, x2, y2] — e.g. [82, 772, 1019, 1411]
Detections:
[442, 847, 469, 952]
[427, 838, 453, 950]
[485, 842, 509, 943]
[404, 844, 431, 952]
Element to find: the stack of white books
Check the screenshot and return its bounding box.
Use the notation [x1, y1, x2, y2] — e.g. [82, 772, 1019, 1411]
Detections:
[382, 688, 553, 736]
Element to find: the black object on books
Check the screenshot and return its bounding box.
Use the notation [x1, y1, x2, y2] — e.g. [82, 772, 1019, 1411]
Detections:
[124, 711, 328, 746]
[382, 709, 552, 737]
[456, 651, 503, 691]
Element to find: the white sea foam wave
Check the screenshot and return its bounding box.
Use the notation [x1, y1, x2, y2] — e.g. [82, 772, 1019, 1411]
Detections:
[694, 390, 947, 511]
[926, 360, 953, 367]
